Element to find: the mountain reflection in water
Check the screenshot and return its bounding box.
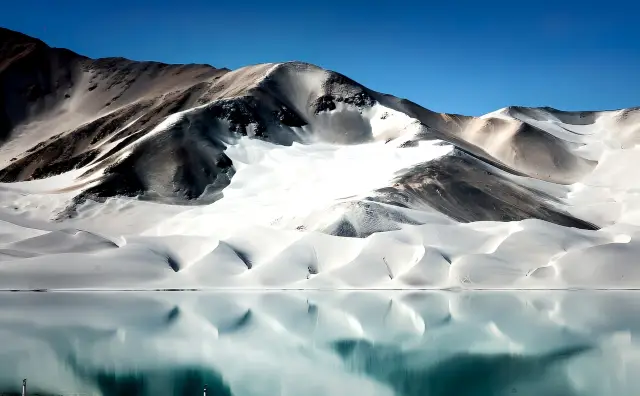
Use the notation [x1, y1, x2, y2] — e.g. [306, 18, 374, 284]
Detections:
[0, 291, 637, 396]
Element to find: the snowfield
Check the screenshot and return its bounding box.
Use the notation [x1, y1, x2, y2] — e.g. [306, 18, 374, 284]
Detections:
[1, 27, 639, 290]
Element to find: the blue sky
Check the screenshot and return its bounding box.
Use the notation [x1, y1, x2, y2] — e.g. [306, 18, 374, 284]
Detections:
[2, 0, 638, 115]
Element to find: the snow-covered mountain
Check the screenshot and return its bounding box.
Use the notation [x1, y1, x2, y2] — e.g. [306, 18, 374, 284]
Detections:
[1, 27, 639, 290]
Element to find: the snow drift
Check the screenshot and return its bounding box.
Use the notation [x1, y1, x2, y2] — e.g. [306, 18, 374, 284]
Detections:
[0, 27, 639, 289]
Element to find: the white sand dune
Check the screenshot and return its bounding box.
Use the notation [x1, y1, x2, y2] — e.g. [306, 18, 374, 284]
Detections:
[0, 27, 639, 290]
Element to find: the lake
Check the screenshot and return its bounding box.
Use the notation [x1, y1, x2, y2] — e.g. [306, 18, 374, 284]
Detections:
[0, 291, 638, 395]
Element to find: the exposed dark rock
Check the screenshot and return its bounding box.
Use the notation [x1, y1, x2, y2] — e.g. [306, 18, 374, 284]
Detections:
[274, 106, 306, 127]
[371, 150, 598, 229]
[313, 94, 337, 114]
[31, 149, 100, 179]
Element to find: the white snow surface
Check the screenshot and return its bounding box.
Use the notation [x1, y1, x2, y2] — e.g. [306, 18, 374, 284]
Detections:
[0, 61, 639, 290]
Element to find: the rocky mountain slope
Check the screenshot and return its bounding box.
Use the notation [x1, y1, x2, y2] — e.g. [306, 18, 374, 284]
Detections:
[0, 27, 638, 289]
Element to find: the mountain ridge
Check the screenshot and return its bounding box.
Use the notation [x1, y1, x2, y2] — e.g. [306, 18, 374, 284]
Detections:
[1, 27, 640, 290]
[0, 27, 615, 229]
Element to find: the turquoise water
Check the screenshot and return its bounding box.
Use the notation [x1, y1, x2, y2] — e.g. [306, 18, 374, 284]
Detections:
[0, 291, 637, 395]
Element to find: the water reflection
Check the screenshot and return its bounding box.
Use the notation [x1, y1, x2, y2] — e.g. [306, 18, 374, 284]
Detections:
[0, 291, 638, 395]
[335, 340, 588, 396]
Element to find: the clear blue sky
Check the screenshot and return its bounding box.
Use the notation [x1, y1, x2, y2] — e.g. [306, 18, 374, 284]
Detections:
[2, 0, 638, 115]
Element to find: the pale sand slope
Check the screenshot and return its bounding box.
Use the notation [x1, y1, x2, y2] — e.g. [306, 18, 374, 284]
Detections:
[0, 291, 638, 395]
[0, 28, 639, 289]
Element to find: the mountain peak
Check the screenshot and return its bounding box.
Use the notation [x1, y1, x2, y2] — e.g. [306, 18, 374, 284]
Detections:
[0, 27, 45, 45]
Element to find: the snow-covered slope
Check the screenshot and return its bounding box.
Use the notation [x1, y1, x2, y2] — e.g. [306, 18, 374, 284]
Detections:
[0, 27, 639, 290]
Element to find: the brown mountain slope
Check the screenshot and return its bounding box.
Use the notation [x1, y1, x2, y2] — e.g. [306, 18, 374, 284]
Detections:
[0, 27, 228, 171]
[0, 28, 610, 230]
